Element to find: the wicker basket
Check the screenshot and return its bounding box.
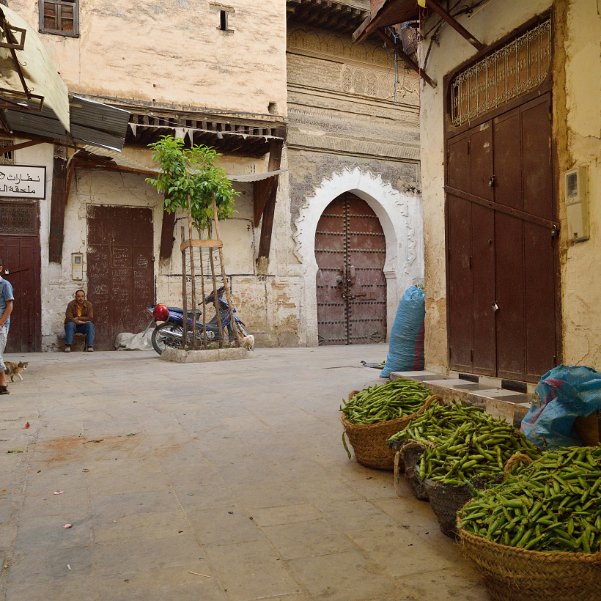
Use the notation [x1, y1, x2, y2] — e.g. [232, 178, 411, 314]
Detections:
[423, 478, 472, 538]
[340, 394, 435, 471]
[400, 441, 429, 500]
[459, 528, 601, 601]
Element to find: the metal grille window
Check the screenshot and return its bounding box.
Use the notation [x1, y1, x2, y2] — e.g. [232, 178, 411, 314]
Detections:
[450, 19, 551, 127]
[39, 0, 79, 37]
[0, 202, 38, 235]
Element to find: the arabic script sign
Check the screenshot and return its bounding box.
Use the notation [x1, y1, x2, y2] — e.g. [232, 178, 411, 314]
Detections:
[0, 165, 46, 199]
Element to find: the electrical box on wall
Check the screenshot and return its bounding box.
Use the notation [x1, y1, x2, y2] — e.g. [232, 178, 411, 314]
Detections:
[565, 166, 589, 242]
[71, 253, 83, 280]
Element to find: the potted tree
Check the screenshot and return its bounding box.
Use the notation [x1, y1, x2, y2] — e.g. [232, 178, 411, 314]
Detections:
[147, 135, 240, 352]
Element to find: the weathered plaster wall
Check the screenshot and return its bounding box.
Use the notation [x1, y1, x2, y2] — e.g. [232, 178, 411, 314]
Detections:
[558, 1, 601, 366]
[287, 27, 423, 344]
[9, 140, 293, 349]
[418, 0, 553, 374]
[9, 0, 287, 116]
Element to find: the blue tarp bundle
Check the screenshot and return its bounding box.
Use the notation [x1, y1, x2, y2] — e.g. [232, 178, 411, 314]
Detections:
[380, 285, 425, 378]
[521, 365, 601, 449]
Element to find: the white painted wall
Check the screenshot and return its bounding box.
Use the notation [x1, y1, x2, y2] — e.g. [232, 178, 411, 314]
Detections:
[294, 168, 423, 346]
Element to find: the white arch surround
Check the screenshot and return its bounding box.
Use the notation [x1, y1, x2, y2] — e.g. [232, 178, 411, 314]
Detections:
[294, 168, 424, 346]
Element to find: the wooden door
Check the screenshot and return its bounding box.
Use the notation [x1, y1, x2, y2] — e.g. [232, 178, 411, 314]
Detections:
[446, 94, 558, 382]
[87, 206, 154, 350]
[0, 201, 41, 352]
[315, 193, 387, 345]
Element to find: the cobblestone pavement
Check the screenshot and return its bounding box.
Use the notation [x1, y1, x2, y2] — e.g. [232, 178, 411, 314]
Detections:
[0, 346, 488, 601]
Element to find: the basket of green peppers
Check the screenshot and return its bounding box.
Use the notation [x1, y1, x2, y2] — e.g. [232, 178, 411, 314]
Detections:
[340, 378, 433, 470]
[457, 447, 601, 601]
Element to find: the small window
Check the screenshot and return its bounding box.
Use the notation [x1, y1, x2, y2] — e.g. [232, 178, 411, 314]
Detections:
[0, 139, 14, 165]
[219, 10, 228, 31]
[211, 4, 234, 33]
[39, 0, 79, 37]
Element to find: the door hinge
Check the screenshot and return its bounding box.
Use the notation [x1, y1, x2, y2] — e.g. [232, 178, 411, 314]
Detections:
[469, 256, 472, 269]
[470, 349, 474, 363]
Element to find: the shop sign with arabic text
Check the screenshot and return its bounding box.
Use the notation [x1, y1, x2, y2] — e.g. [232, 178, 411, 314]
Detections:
[0, 165, 46, 199]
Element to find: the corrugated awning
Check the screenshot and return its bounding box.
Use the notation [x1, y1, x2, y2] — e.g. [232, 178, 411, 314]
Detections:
[74, 145, 286, 182]
[0, 6, 129, 150]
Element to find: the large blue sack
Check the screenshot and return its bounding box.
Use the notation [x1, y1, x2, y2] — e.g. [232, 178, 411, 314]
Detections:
[380, 285, 425, 378]
[521, 365, 601, 449]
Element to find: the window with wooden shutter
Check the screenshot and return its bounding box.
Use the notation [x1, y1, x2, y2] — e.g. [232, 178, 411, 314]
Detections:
[39, 0, 79, 37]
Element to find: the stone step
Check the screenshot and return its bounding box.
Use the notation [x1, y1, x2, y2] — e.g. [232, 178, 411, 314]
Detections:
[390, 370, 532, 428]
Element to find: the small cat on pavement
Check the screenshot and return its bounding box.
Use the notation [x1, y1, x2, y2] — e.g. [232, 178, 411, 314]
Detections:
[4, 361, 28, 382]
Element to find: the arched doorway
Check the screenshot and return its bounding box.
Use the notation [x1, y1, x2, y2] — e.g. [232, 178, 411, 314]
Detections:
[315, 192, 386, 345]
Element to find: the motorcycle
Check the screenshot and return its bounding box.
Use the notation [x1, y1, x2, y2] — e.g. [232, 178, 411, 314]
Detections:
[148, 287, 251, 355]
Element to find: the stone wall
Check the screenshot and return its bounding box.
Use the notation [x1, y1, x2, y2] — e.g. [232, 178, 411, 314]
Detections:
[9, 0, 287, 117]
[287, 26, 423, 344]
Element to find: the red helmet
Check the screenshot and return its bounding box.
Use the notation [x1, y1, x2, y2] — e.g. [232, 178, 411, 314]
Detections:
[153, 304, 169, 321]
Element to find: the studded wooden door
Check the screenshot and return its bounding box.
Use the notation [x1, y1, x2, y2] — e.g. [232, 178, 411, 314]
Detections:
[315, 193, 387, 345]
[0, 201, 41, 352]
[87, 206, 154, 350]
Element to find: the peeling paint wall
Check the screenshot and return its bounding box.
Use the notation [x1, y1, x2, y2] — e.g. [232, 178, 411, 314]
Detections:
[9, 0, 287, 116]
[558, 0, 601, 366]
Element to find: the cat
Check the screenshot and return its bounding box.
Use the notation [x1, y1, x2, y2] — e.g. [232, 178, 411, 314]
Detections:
[4, 361, 28, 382]
[241, 334, 255, 351]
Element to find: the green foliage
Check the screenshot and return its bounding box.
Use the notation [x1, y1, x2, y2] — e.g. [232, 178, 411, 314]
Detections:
[146, 136, 237, 230]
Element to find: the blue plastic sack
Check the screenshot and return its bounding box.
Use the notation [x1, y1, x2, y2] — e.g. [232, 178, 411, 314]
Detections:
[380, 285, 425, 378]
[521, 365, 601, 449]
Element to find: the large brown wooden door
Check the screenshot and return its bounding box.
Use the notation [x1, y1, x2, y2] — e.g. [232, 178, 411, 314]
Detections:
[446, 94, 558, 382]
[315, 193, 387, 345]
[87, 206, 154, 350]
[0, 201, 41, 352]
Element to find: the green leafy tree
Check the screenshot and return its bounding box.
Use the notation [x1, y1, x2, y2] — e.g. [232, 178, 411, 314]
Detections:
[146, 136, 237, 231]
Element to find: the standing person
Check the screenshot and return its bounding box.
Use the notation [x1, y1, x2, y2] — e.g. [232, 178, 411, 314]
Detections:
[64, 289, 95, 352]
[0, 257, 14, 395]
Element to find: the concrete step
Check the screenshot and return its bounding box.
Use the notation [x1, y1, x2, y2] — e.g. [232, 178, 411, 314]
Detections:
[390, 370, 532, 428]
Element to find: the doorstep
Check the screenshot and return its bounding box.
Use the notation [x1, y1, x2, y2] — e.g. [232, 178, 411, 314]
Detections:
[390, 370, 532, 428]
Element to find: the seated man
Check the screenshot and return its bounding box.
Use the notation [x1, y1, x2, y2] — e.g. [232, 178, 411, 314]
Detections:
[64, 289, 95, 352]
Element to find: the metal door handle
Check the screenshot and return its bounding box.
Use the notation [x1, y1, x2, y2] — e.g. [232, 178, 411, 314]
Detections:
[492, 302, 499, 312]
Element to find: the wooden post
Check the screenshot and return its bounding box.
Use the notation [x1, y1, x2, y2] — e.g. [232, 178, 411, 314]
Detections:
[198, 240, 207, 349]
[212, 196, 240, 346]
[180, 226, 188, 347]
[207, 240, 224, 347]
[187, 199, 198, 349]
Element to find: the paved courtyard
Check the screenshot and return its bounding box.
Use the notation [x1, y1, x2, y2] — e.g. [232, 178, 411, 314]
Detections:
[0, 346, 487, 601]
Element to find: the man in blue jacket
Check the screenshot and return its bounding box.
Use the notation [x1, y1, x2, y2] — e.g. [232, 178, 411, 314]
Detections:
[0, 257, 14, 395]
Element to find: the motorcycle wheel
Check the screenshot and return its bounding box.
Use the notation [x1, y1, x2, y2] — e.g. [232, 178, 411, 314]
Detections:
[151, 322, 184, 355]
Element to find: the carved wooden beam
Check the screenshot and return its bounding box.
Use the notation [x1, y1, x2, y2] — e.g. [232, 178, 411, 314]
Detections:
[257, 140, 284, 261]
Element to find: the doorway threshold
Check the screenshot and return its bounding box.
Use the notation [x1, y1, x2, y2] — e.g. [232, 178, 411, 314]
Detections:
[390, 370, 533, 428]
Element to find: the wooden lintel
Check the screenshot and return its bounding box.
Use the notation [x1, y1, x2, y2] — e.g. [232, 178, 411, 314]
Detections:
[425, 0, 485, 51]
[48, 151, 68, 264]
[72, 158, 156, 177]
[0, 139, 44, 153]
[257, 139, 283, 260]
[159, 208, 176, 261]
[180, 239, 223, 251]
[253, 176, 277, 227]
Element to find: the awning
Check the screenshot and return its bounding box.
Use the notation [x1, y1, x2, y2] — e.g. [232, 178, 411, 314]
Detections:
[72, 145, 286, 182]
[353, 0, 418, 42]
[0, 6, 129, 150]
